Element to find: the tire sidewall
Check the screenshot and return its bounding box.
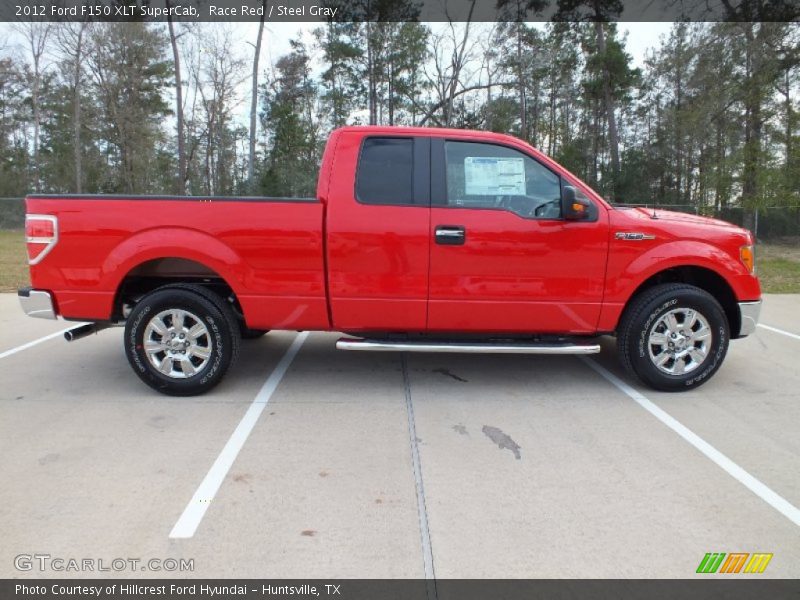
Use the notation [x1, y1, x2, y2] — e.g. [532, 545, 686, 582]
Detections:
[632, 289, 729, 391]
[125, 289, 231, 395]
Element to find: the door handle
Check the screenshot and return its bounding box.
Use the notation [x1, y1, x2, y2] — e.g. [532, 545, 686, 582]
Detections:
[435, 225, 465, 245]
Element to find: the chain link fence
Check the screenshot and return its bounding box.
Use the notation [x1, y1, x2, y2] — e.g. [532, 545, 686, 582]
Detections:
[0, 198, 25, 229]
[2, 197, 799, 242]
[616, 204, 800, 242]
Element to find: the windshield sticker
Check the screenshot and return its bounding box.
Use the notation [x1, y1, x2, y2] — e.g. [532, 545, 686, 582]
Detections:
[464, 156, 525, 195]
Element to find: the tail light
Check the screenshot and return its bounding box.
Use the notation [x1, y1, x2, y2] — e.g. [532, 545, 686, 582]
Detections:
[25, 214, 58, 265]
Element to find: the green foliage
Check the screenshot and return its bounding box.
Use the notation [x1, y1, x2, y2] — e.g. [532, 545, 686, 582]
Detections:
[314, 22, 364, 127]
[86, 23, 172, 193]
[0, 57, 31, 197]
[259, 41, 320, 197]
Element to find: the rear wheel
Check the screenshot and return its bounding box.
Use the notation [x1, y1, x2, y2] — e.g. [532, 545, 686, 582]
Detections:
[617, 283, 729, 391]
[124, 285, 240, 396]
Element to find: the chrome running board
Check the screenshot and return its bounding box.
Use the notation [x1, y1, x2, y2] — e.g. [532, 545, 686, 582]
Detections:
[336, 338, 601, 355]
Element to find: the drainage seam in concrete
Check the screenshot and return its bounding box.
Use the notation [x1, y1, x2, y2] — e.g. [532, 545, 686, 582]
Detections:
[401, 354, 438, 597]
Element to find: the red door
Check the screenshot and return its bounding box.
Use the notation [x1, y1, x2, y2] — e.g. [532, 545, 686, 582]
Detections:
[326, 133, 431, 332]
[427, 139, 609, 334]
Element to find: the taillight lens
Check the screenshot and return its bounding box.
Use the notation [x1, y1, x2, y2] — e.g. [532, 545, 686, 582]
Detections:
[740, 245, 755, 274]
[25, 214, 58, 265]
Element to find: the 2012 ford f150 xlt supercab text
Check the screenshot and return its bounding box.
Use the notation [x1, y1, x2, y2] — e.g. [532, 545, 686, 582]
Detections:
[19, 126, 762, 395]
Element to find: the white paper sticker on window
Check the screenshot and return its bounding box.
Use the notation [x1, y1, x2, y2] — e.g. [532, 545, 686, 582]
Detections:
[464, 157, 525, 196]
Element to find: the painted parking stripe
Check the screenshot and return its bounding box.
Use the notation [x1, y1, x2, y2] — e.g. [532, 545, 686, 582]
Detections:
[401, 355, 436, 590]
[758, 323, 800, 341]
[581, 357, 800, 528]
[169, 331, 309, 539]
[0, 325, 87, 360]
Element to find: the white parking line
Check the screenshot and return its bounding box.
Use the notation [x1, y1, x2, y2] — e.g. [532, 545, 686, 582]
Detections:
[581, 357, 800, 528]
[400, 355, 436, 587]
[758, 323, 800, 341]
[169, 331, 309, 539]
[0, 325, 85, 360]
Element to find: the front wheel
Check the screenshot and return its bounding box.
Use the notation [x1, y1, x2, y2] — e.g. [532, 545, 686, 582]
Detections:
[124, 285, 240, 396]
[617, 283, 729, 391]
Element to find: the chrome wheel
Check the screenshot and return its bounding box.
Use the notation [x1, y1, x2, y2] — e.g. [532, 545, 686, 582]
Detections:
[143, 309, 212, 379]
[647, 307, 713, 376]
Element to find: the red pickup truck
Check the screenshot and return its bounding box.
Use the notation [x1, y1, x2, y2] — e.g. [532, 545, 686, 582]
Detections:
[19, 126, 761, 395]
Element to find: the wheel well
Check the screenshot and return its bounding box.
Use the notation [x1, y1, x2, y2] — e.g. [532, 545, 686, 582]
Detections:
[114, 257, 244, 322]
[625, 266, 740, 336]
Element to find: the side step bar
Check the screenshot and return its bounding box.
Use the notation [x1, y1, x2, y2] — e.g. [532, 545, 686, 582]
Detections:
[336, 338, 601, 355]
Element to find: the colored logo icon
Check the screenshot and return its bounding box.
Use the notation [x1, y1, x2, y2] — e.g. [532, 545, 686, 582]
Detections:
[696, 552, 773, 574]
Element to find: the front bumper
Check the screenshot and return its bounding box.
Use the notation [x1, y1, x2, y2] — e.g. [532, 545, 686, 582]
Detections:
[737, 300, 762, 337]
[18, 287, 57, 320]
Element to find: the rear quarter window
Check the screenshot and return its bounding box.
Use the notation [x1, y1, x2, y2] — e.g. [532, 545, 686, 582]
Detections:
[355, 138, 415, 205]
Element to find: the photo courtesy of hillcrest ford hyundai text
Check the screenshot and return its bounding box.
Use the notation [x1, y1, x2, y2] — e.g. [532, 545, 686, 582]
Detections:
[20, 126, 761, 396]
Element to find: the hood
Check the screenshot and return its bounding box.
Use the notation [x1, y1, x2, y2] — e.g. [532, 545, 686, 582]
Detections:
[626, 207, 743, 231]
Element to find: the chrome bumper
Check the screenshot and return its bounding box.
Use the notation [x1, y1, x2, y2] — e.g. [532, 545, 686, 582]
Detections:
[738, 300, 762, 337]
[18, 287, 57, 320]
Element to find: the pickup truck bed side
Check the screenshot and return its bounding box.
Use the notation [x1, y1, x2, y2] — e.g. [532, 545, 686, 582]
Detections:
[25, 196, 330, 330]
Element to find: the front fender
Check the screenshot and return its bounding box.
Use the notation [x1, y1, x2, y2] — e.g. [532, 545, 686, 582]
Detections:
[607, 239, 747, 303]
[597, 239, 758, 333]
[103, 227, 249, 295]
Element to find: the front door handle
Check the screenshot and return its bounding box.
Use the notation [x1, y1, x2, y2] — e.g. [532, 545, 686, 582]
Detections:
[435, 225, 465, 245]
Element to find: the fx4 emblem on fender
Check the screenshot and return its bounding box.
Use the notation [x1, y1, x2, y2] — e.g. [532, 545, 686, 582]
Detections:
[615, 231, 656, 240]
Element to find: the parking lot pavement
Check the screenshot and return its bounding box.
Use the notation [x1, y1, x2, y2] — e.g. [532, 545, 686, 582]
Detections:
[0, 293, 75, 356]
[0, 293, 798, 579]
[178, 334, 425, 578]
[407, 351, 800, 578]
[756, 294, 800, 334]
[0, 327, 303, 574]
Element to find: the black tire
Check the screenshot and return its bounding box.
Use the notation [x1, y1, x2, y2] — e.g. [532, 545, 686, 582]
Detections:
[124, 284, 241, 396]
[617, 283, 729, 392]
[240, 326, 269, 340]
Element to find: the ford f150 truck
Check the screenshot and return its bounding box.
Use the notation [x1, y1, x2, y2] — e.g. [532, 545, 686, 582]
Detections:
[19, 126, 762, 395]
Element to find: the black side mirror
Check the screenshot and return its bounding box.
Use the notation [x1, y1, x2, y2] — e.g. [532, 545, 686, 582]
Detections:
[562, 185, 590, 220]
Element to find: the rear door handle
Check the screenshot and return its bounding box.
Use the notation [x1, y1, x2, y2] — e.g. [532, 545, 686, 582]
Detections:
[435, 225, 465, 245]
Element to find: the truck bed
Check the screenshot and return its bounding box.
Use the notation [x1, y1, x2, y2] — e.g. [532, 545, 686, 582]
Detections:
[25, 194, 330, 330]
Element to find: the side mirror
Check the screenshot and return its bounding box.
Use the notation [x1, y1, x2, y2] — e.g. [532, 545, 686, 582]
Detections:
[562, 185, 590, 220]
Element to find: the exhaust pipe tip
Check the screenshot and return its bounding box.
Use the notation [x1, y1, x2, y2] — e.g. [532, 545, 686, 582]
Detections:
[64, 323, 110, 342]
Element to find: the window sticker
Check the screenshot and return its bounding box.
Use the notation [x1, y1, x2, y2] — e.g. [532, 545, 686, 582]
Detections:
[464, 156, 526, 195]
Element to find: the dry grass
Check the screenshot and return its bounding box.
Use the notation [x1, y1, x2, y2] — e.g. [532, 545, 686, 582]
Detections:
[0, 230, 28, 292]
[757, 242, 800, 293]
[0, 229, 798, 294]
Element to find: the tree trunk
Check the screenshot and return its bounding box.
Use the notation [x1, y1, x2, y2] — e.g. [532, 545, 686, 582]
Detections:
[594, 21, 620, 200]
[741, 23, 763, 221]
[166, 1, 186, 194]
[249, 0, 266, 191]
[532, 77, 540, 148]
[784, 68, 793, 177]
[675, 46, 683, 205]
[548, 70, 556, 155]
[366, 22, 377, 125]
[28, 33, 44, 192]
[72, 25, 86, 193]
[517, 27, 527, 140]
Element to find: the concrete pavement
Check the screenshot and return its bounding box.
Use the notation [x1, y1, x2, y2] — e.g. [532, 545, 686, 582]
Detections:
[1, 294, 798, 578]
